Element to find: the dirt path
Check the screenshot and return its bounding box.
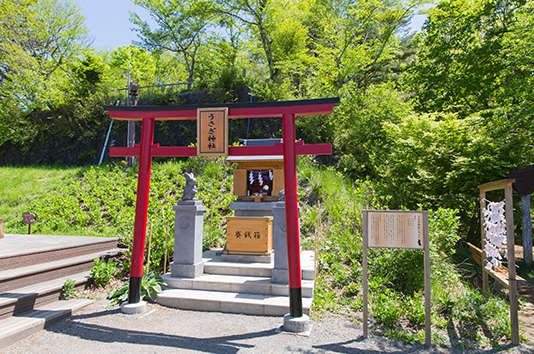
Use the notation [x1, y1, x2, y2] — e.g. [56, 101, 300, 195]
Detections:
[518, 284, 534, 342]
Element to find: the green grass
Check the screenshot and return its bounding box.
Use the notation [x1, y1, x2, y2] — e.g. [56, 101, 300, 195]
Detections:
[0, 166, 82, 234]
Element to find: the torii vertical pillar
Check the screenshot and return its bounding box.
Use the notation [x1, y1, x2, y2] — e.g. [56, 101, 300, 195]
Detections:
[282, 113, 306, 329]
[123, 117, 154, 313]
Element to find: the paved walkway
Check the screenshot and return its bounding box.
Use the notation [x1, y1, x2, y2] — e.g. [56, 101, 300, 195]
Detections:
[0, 234, 114, 258]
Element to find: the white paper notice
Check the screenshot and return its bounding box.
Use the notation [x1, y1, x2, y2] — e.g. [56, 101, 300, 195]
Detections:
[367, 211, 424, 249]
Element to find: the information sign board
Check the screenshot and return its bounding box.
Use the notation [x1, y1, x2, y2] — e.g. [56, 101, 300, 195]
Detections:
[367, 211, 424, 249]
[362, 210, 430, 346]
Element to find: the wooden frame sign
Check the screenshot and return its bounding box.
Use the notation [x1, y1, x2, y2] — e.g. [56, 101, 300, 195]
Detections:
[197, 107, 229, 156]
[362, 210, 431, 346]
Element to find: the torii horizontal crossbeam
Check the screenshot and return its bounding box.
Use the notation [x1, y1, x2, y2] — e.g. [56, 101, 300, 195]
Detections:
[104, 98, 339, 120]
[110, 141, 332, 158]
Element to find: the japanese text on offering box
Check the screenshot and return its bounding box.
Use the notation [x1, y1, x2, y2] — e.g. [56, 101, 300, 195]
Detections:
[367, 211, 423, 249]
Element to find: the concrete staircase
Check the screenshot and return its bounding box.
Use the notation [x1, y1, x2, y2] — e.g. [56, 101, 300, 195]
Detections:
[158, 249, 316, 316]
[0, 234, 124, 349]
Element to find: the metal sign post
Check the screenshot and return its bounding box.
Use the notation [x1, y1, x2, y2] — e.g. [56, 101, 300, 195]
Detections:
[362, 210, 431, 346]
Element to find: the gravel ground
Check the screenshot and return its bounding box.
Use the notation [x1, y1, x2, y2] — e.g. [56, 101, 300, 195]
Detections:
[2, 299, 533, 354]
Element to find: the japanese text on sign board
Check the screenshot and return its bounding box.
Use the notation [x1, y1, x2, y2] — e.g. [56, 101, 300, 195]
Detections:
[367, 211, 424, 249]
[197, 108, 228, 156]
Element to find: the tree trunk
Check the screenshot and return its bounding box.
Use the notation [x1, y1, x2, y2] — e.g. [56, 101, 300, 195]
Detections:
[520, 194, 532, 265]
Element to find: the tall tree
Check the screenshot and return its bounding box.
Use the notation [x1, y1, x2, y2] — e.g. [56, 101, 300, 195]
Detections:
[0, 0, 89, 145]
[130, 0, 217, 88]
[304, 0, 425, 94]
[214, 0, 310, 83]
[404, 0, 528, 116]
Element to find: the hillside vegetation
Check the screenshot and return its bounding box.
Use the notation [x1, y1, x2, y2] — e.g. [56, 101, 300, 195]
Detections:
[0, 160, 529, 348]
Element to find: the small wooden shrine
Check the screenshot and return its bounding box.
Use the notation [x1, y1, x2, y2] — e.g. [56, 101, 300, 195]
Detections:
[229, 155, 284, 202]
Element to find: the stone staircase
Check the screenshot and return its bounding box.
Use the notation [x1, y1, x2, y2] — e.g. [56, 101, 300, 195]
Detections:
[0, 234, 124, 349]
[157, 249, 316, 316]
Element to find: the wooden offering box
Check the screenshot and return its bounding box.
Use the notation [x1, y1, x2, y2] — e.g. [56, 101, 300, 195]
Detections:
[226, 216, 273, 254]
[227, 156, 284, 202]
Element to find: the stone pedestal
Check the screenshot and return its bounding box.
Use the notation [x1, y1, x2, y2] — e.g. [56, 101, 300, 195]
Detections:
[121, 301, 147, 314]
[230, 201, 276, 217]
[171, 200, 206, 278]
[272, 202, 289, 284]
[283, 313, 310, 334]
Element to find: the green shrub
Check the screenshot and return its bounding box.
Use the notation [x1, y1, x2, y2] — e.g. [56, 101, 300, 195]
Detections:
[90, 258, 117, 288]
[61, 279, 76, 300]
[372, 290, 403, 326]
[406, 292, 426, 326]
[108, 271, 167, 305]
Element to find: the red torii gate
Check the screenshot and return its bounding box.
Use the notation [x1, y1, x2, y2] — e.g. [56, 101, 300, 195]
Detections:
[105, 98, 339, 318]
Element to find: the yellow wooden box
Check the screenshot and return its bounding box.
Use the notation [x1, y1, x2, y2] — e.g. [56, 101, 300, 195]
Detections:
[226, 216, 273, 255]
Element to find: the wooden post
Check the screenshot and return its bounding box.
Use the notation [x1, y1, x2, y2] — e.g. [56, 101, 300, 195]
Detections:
[505, 182, 520, 345]
[0, 218, 4, 239]
[520, 194, 532, 265]
[480, 189, 489, 296]
[362, 211, 369, 338]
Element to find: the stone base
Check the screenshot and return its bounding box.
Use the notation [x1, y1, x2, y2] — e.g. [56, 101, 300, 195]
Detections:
[121, 301, 147, 314]
[171, 261, 204, 278]
[283, 313, 311, 334]
[271, 268, 289, 284]
[221, 253, 273, 264]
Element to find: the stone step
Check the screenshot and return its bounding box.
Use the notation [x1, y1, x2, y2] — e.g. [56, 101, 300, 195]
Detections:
[0, 298, 92, 349]
[0, 248, 124, 293]
[163, 273, 315, 298]
[0, 235, 118, 271]
[201, 249, 316, 281]
[0, 272, 91, 320]
[157, 288, 312, 316]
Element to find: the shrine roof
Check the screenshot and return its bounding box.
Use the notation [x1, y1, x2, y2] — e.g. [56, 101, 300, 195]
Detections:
[507, 165, 534, 196]
[104, 97, 339, 121]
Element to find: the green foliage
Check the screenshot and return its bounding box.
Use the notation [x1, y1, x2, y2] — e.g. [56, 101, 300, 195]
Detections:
[368, 248, 424, 295]
[108, 271, 167, 305]
[297, 163, 514, 348]
[404, 0, 530, 117]
[429, 208, 461, 257]
[376, 112, 534, 236]
[25, 159, 233, 273]
[0, 0, 89, 108]
[107, 280, 129, 305]
[406, 292, 426, 326]
[90, 258, 118, 288]
[372, 289, 403, 326]
[61, 278, 77, 300]
[0, 166, 83, 234]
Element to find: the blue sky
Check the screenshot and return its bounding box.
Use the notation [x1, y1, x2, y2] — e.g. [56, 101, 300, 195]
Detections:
[76, 0, 152, 49]
[77, 0, 427, 49]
